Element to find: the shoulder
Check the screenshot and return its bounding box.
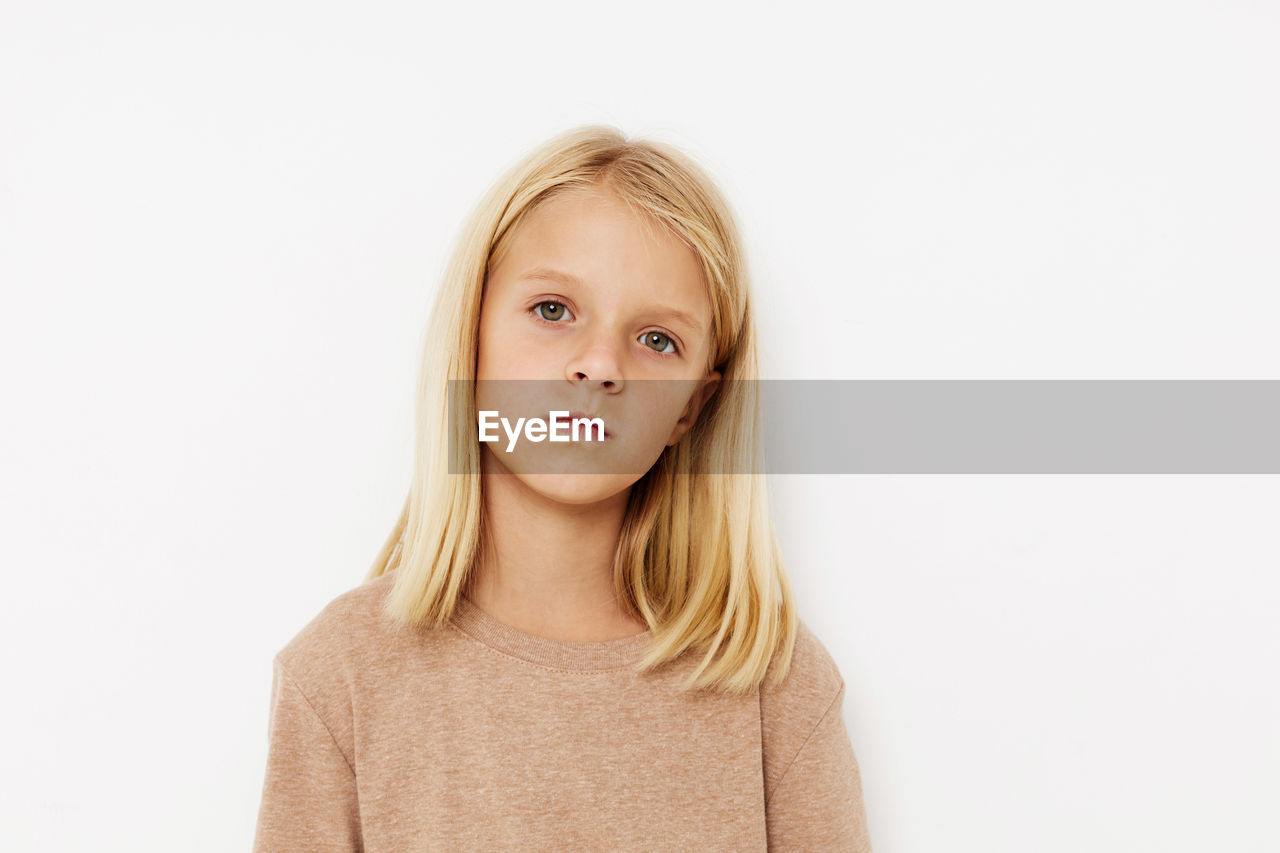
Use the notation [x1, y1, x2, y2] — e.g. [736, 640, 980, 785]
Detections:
[275, 572, 397, 673]
[759, 616, 848, 792]
[271, 572, 400, 717]
[761, 615, 845, 714]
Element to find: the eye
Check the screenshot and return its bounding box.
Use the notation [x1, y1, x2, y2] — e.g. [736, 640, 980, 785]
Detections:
[532, 301, 573, 323]
[640, 331, 679, 355]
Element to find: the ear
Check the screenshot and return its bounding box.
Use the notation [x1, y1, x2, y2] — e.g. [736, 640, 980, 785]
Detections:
[665, 370, 723, 447]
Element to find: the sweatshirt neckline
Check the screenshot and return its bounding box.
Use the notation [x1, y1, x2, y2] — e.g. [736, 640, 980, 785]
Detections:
[449, 593, 653, 671]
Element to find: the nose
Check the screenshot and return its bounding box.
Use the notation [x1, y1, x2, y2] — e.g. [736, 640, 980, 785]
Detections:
[565, 340, 624, 392]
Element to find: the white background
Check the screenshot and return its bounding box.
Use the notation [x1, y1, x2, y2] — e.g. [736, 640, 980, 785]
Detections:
[2, 1, 1277, 851]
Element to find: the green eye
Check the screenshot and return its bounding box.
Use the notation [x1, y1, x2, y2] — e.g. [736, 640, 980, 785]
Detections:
[534, 301, 569, 322]
[641, 331, 678, 355]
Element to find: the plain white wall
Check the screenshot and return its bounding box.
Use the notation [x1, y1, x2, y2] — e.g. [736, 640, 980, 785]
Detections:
[2, 1, 1276, 851]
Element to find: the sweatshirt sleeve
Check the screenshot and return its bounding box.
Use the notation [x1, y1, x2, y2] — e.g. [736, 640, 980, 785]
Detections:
[765, 681, 872, 852]
[251, 657, 363, 853]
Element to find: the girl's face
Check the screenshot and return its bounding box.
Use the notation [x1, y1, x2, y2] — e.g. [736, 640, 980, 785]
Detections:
[476, 185, 721, 506]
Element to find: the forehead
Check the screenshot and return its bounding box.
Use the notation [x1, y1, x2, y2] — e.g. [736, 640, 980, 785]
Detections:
[496, 187, 711, 317]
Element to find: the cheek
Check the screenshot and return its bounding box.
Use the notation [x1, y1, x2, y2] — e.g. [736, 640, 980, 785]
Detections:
[477, 312, 555, 382]
[614, 382, 702, 451]
[476, 312, 516, 380]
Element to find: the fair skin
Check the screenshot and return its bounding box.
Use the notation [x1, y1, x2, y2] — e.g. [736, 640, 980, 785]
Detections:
[464, 184, 721, 642]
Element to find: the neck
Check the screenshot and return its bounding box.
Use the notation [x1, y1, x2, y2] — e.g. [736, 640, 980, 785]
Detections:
[464, 449, 647, 642]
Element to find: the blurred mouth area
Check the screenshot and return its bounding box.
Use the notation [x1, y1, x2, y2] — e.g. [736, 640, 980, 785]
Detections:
[553, 413, 611, 440]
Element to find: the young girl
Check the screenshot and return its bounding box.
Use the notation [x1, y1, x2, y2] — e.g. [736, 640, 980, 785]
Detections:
[252, 125, 873, 852]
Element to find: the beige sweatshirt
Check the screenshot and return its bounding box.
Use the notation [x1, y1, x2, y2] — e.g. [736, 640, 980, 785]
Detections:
[251, 570, 872, 852]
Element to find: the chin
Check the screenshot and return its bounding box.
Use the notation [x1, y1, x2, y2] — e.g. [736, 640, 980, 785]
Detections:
[516, 471, 637, 506]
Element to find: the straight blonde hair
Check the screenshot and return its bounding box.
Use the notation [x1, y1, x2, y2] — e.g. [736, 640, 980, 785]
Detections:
[365, 124, 798, 694]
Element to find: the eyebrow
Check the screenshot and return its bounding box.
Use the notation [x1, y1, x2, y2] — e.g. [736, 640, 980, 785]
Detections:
[518, 266, 706, 335]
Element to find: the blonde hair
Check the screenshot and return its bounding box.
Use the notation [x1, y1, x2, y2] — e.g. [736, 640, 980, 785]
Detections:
[366, 124, 798, 693]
